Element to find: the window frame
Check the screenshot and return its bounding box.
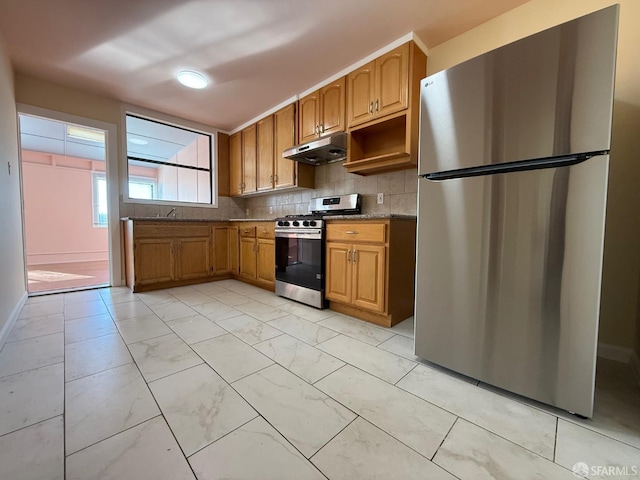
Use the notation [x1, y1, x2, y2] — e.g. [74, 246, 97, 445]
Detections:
[122, 109, 218, 208]
[91, 172, 108, 228]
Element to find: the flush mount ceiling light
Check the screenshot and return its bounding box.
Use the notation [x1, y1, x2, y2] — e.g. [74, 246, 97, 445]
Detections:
[128, 137, 149, 145]
[177, 70, 208, 89]
[67, 125, 105, 142]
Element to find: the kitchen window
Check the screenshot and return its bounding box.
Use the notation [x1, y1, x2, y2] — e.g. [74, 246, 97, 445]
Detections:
[125, 114, 215, 206]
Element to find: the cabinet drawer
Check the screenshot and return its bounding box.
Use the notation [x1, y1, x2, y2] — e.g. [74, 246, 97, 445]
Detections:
[326, 223, 386, 243]
[239, 226, 256, 238]
[256, 224, 274, 239]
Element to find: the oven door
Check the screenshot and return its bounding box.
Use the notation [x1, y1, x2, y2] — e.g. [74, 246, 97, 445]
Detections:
[275, 229, 324, 292]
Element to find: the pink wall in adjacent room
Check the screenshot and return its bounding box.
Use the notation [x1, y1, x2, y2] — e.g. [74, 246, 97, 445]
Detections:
[22, 150, 109, 265]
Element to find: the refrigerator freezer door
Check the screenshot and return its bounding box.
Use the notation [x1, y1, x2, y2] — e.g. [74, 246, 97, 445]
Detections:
[418, 5, 618, 174]
[414, 156, 609, 417]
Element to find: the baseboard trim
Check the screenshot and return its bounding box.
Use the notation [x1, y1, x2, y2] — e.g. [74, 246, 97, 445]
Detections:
[0, 291, 28, 350]
[597, 342, 633, 363]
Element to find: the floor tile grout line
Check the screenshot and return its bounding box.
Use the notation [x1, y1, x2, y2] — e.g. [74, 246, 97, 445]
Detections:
[313, 362, 458, 466]
[553, 416, 559, 462]
[0, 359, 65, 382]
[391, 371, 562, 461]
[394, 362, 419, 386]
[184, 414, 259, 460]
[64, 414, 164, 459]
[0, 413, 63, 440]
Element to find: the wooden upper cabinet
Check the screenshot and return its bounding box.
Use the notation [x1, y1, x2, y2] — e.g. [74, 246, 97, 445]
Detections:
[319, 78, 345, 136]
[274, 103, 297, 189]
[242, 124, 257, 194]
[298, 77, 345, 143]
[376, 45, 409, 117]
[257, 115, 274, 191]
[347, 43, 410, 128]
[347, 62, 376, 127]
[298, 92, 320, 144]
[229, 132, 242, 196]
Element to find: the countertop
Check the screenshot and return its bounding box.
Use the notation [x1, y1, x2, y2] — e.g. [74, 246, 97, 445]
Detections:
[121, 214, 416, 222]
[322, 214, 416, 220]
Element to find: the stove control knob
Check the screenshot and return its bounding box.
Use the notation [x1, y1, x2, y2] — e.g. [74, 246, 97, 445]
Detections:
[292, 221, 300, 227]
[309, 220, 317, 226]
[277, 221, 285, 227]
[283, 221, 290, 226]
[302, 220, 310, 227]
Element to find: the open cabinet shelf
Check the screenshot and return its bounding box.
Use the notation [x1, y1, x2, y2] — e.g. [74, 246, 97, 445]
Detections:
[344, 111, 417, 175]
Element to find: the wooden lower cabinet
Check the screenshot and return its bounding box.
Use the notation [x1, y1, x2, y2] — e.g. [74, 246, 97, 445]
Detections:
[326, 242, 385, 313]
[134, 238, 174, 286]
[235, 222, 275, 289]
[239, 236, 257, 280]
[176, 236, 212, 280]
[256, 238, 275, 285]
[123, 220, 231, 292]
[325, 219, 415, 327]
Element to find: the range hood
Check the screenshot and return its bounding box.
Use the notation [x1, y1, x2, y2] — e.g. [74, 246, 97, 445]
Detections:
[282, 132, 347, 165]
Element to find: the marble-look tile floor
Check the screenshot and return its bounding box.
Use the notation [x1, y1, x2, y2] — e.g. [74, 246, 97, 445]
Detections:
[0, 279, 638, 479]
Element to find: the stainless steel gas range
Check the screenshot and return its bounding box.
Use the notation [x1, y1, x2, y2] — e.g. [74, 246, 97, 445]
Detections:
[274, 194, 361, 308]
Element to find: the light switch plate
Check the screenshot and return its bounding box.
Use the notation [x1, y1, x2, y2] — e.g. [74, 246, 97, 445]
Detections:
[377, 193, 384, 204]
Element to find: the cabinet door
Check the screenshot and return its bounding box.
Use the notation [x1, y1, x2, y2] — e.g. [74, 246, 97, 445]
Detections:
[242, 124, 257, 194]
[229, 226, 239, 274]
[319, 77, 345, 136]
[257, 115, 274, 191]
[256, 238, 275, 286]
[351, 244, 386, 313]
[239, 237, 257, 280]
[375, 43, 409, 118]
[213, 226, 230, 274]
[298, 91, 319, 143]
[176, 237, 211, 280]
[229, 132, 243, 196]
[135, 238, 174, 285]
[325, 242, 352, 304]
[274, 103, 297, 189]
[347, 61, 375, 127]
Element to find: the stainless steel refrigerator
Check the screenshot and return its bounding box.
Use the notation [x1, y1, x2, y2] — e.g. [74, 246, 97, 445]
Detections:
[414, 5, 618, 418]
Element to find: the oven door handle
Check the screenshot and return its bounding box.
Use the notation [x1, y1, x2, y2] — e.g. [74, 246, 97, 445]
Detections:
[275, 230, 323, 240]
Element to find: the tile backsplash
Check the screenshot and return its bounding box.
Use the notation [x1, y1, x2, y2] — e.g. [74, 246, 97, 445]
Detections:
[245, 163, 419, 219]
[119, 196, 246, 220]
[118, 164, 419, 221]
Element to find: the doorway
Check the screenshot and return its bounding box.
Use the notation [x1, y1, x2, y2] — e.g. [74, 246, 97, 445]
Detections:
[18, 110, 118, 294]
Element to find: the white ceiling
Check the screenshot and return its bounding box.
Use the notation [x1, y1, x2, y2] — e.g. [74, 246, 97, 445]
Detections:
[0, 0, 529, 131]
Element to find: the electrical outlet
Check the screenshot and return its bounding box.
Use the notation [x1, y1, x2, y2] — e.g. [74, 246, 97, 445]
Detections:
[245, 208, 250, 216]
[377, 193, 384, 204]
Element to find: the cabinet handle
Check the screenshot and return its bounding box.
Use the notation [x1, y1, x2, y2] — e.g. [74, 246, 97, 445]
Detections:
[369, 101, 373, 114]
[353, 249, 358, 264]
[345, 231, 359, 235]
[319, 124, 324, 134]
[375, 100, 379, 112]
[347, 249, 351, 263]
[274, 174, 278, 182]
[270, 175, 273, 183]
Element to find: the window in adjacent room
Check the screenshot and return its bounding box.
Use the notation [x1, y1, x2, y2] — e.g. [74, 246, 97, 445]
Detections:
[125, 114, 215, 206]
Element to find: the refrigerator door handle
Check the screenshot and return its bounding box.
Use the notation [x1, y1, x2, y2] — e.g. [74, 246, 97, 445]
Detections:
[420, 151, 607, 181]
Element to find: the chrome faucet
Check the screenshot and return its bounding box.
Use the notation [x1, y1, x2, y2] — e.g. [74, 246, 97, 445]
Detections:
[166, 208, 176, 217]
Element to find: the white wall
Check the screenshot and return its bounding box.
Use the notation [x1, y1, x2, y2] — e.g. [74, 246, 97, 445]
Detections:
[0, 33, 26, 343]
